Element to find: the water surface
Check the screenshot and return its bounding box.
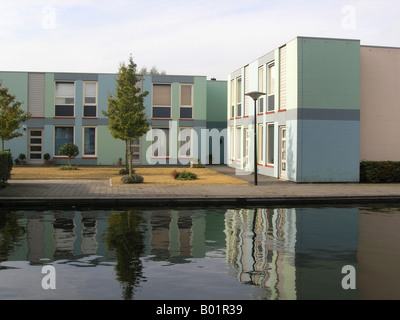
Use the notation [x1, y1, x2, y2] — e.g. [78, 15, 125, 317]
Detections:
[0, 206, 399, 300]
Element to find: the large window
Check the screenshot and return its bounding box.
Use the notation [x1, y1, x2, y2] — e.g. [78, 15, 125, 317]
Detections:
[180, 85, 193, 119]
[236, 78, 242, 117]
[230, 80, 235, 118]
[152, 128, 170, 157]
[83, 82, 97, 118]
[178, 127, 193, 158]
[267, 63, 275, 112]
[258, 124, 264, 164]
[55, 82, 75, 117]
[267, 123, 275, 165]
[152, 84, 171, 119]
[83, 127, 96, 156]
[55, 127, 74, 156]
[258, 66, 265, 114]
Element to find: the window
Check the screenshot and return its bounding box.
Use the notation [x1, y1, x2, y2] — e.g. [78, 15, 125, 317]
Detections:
[55, 127, 74, 156]
[267, 63, 275, 112]
[83, 82, 97, 117]
[235, 126, 241, 160]
[259, 67, 265, 114]
[83, 127, 96, 156]
[152, 128, 170, 157]
[180, 85, 193, 119]
[258, 124, 264, 164]
[55, 82, 75, 117]
[230, 126, 235, 160]
[178, 127, 193, 157]
[230, 80, 235, 118]
[267, 123, 275, 165]
[153, 84, 171, 119]
[236, 78, 242, 117]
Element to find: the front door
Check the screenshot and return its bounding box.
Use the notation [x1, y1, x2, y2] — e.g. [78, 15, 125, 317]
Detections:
[28, 129, 44, 164]
[279, 126, 287, 180]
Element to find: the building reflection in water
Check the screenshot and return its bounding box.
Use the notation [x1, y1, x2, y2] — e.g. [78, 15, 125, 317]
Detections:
[3, 206, 400, 299]
[224, 208, 297, 300]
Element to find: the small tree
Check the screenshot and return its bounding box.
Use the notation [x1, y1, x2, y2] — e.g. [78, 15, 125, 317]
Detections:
[0, 81, 31, 151]
[59, 143, 79, 166]
[103, 55, 150, 178]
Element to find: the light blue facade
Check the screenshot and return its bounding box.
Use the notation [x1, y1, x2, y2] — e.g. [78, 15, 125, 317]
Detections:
[0, 71, 227, 166]
[228, 36, 361, 183]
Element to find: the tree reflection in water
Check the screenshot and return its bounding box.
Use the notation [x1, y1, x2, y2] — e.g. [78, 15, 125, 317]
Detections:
[107, 210, 145, 300]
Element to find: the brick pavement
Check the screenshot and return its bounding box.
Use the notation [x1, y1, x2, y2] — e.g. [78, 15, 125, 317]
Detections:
[1, 166, 400, 209]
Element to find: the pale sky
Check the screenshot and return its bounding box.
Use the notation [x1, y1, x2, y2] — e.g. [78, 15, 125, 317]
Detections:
[1, 0, 399, 80]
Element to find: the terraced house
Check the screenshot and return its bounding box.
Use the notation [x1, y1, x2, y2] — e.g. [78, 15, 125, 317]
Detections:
[0, 72, 227, 166]
[228, 36, 400, 183]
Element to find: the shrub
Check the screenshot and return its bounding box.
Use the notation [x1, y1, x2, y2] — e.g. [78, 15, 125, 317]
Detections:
[121, 174, 144, 184]
[18, 153, 26, 161]
[59, 165, 78, 170]
[58, 143, 79, 166]
[0, 152, 13, 187]
[171, 169, 180, 179]
[360, 161, 400, 183]
[176, 171, 198, 181]
[44, 153, 51, 161]
[119, 168, 135, 175]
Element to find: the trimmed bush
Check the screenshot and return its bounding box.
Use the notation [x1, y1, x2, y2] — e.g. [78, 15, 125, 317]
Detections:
[59, 165, 78, 170]
[119, 168, 135, 175]
[121, 174, 144, 184]
[0, 152, 13, 187]
[176, 171, 198, 181]
[360, 161, 400, 183]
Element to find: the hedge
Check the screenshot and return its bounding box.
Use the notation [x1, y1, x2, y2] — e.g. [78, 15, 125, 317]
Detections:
[0, 152, 13, 187]
[360, 161, 400, 183]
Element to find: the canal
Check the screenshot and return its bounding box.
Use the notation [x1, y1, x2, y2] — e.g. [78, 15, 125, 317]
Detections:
[0, 205, 399, 300]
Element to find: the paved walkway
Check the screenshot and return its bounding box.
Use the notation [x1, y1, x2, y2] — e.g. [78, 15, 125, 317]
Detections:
[1, 165, 400, 209]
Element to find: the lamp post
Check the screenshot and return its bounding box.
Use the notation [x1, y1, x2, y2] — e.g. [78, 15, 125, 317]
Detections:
[245, 91, 266, 186]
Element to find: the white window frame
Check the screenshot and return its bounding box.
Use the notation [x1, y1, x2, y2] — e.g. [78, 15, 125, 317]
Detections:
[267, 123, 275, 166]
[152, 83, 172, 119]
[54, 126, 75, 157]
[180, 84, 194, 120]
[54, 81, 75, 117]
[258, 66, 265, 114]
[258, 124, 264, 164]
[82, 126, 97, 157]
[267, 63, 276, 112]
[236, 77, 242, 117]
[83, 81, 98, 118]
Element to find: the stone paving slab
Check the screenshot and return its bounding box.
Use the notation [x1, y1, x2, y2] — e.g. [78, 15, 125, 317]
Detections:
[1, 166, 400, 209]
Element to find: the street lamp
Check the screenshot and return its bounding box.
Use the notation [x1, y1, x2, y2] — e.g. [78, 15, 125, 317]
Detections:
[245, 91, 266, 186]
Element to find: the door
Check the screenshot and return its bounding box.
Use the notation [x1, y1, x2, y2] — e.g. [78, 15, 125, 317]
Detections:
[279, 126, 287, 180]
[28, 129, 44, 164]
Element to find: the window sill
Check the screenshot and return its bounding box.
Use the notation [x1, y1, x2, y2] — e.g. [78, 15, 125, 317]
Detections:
[266, 111, 275, 115]
[278, 109, 287, 113]
[82, 156, 97, 159]
[54, 117, 75, 119]
[151, 118, 172, 121]
[179, 118, 194, 121]
[83, 117, 98, 120]
[265, 165, 274, 168]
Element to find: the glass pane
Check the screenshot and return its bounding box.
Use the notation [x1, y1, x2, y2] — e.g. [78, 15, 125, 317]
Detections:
[55, 105, 74, 117]
[84, 105, 97, 117]
[153, 84, 171, 106]
[30, 146, 42, 152]
[30, 138, 42, 144]
[84, 128, 96, 155]
[85, 97, 96, 104]
[180, 107, 192, 119]
[153, 107, 171, 118]
[85, 83, 96, 97]
[30, 154, 42, 160]
[181, 85, 192, 106]
[56, 82, 74, 98]
[30, 131, 42, 137]
[55, 127, 73, 155]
